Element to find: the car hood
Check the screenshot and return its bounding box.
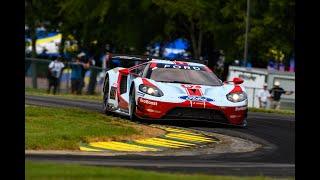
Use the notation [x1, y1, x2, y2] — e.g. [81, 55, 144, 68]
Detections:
[148, 80, 239, 103]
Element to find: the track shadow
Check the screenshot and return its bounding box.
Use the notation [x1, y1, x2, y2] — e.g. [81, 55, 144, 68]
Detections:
[104, 111, 245, 129]
[136, 118, 243, 129]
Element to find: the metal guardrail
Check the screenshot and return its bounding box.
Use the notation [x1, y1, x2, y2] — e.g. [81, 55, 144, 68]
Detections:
[25, 58, 107, 94]
[245, 87, 295, 110]
[25, 56, 153, 94]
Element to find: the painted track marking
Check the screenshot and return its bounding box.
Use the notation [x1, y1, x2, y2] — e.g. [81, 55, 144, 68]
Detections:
[151, 137, 196, 146]
[165, 133, 216, 142]
[79, 146, 103, 152]
[80, 126, 219, 152]
[135, 138, 190, 148]
[164, 127, 201, 135]
[89, 142, 159, 152]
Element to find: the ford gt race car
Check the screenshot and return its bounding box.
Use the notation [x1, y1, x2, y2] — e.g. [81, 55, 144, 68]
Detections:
[102, 59, 248, 127]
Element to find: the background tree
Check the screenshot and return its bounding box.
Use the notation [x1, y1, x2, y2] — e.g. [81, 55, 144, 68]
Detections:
[220, 0, 294, 66]
[26, 0, 295, 68]
[154, 0, 220, 59]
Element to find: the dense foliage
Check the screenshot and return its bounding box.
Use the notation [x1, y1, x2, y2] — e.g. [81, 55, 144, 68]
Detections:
[25, 0, 294, 67]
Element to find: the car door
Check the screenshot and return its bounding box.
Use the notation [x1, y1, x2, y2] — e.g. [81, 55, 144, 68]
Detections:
[117, 63, 148, 111]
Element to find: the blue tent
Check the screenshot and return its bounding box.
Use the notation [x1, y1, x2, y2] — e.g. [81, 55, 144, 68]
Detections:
[165, 38, 188, 49]
[163, 38, 189, 59]
[151, 38, 189, 59]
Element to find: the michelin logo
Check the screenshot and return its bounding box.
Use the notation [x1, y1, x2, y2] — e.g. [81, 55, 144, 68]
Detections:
[179, 96, 214, 102]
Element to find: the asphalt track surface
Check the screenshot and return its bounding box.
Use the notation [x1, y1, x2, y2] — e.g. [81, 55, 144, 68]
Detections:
[25, 95, 295, 177]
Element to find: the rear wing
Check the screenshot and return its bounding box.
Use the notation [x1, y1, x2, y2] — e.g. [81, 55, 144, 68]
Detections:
[107, 54, 208, 69]
[107, 54, 150, 69]
[147, 55, 208, 65]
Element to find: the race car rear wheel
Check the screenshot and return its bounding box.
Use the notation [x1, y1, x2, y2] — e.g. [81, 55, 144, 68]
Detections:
[102, 76, 112, 115]
[129, 88, 140, 121]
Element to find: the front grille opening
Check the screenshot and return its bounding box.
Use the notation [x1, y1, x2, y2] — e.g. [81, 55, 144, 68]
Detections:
[163, 107, 228, 123]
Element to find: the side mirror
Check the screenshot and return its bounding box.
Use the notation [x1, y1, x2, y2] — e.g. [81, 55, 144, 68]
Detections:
[233, 77, 244, 84]
[119, 68, 129, 75]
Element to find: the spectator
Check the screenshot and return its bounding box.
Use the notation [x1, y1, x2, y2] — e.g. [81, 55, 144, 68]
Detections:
[233, 60, 240, 66]
[89, 56, 96, 66]
[257, 83, 271, 109]
[102, 51, 111, 72]
[269, 81, 294, 109]
[47, 56, 65, 94]
[87, 56, 97, 95]
[40, 47, 48, 58]
[77, 52, 90, 90]
[71, 57, 84, 94]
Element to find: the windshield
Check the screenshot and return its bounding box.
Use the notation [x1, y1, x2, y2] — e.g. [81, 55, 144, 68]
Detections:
[146, 63, 222, 86]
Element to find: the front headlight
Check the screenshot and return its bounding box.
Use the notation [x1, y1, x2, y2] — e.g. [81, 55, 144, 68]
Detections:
[139, 84, 164, 97]
[226, 92, 247, 102]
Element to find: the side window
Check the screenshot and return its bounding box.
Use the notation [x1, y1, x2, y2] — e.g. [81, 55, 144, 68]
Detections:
[119, 75, 127, 94]
[131, 64, 147, 76]
[142, 64, 151, 78]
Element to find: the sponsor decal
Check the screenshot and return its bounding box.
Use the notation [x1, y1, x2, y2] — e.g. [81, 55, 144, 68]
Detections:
[110, 87, 117, 99]
[181, 84, 201, 88]
[179, 96, 214, 102]
[163, 64, 202, 71]
[235, 106, 247, 111]
[192, 101, 205, 105]
[137, 91, 145, 97]
[145, 109, 161, 113]
[239, 74, 256, 81]
[139, 98, 158, 106]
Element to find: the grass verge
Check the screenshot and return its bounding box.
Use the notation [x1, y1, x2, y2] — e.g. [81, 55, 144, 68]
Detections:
[25, 87, 102, 102]
[25, 105, 165, 150]
[248, 107, 294, 115]
[25, 161, 292, 180]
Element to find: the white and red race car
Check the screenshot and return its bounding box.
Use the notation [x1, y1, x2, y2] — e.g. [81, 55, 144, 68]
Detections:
[102, 59, 248, 127]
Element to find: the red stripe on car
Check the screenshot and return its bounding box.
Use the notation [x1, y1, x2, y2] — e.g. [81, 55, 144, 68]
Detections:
[149, 62, 157, 68]
[142, 78, 157, 87]
[230, 85, 243, 93]
[181, 84, 203, 96]
[187, 88, 202, 96]
[174, 61, 189, 66]
[204, 66, 213, 72]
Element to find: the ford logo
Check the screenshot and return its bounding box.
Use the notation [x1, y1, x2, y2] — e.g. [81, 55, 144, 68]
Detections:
[179, 96, 214, 102]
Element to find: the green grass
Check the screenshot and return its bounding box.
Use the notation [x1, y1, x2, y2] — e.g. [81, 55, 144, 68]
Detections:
[25, 161, 293, 180]
[25, 87, 102, 102]
[249, 107, 294, 115]
[25, 105, 138, 150]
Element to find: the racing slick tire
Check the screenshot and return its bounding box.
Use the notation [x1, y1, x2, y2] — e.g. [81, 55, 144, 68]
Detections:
[129, 87, 140, 121]
[102, 76, 112, 115]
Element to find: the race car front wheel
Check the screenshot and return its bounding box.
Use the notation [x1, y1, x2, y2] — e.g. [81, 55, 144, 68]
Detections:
[129, 88, 140, 121]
